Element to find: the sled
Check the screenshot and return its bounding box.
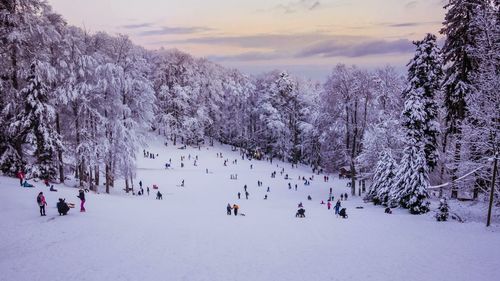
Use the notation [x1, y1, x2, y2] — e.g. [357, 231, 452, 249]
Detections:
[67, 203, 76, 208]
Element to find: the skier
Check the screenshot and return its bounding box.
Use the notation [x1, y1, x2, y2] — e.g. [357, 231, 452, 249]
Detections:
[37, 192, 47, 216]
[226, 203, 232, 215]
[233, 204, 239, 216]
[77, 189, 86, 212]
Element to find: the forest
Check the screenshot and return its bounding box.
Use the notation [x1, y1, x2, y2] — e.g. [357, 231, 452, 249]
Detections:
[0, 0, 498, 213]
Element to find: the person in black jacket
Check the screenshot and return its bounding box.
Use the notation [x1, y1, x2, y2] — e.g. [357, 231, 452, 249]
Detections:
[77, 189, 86, 212]
[57, 198, 70, 216]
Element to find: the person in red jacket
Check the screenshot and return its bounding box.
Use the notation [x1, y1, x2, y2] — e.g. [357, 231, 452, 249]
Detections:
[327, 201, 331, 210]
[17, 170, 25, 186]
[37, 192, 47, 216]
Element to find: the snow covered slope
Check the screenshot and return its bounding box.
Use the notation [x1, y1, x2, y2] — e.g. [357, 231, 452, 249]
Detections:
[1, 136, 499, 281]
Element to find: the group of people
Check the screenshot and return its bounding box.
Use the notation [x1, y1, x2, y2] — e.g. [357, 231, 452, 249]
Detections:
[36, 189, 86, 217]
[143, 150, 157, 159]
[226, 203, 240, 216]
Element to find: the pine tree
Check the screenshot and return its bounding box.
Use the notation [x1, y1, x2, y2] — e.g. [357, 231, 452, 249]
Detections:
[435, 198, 450, 221]
[404, 33, 442, 171]
[391, 146, 430, 214]
[440, 0, 484, 193]
[365, 150, 398, 205]
[11, 61, 62, 179]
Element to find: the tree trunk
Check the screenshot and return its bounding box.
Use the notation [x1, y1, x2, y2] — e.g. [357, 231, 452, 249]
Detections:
[55, 113, 64, 183]
[95, 165, 100, 186]
[450, 134, 462, 199]
[105, 163, 110, 194]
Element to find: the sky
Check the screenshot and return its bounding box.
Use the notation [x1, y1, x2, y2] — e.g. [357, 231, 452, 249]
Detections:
[47, 0, 446, 80]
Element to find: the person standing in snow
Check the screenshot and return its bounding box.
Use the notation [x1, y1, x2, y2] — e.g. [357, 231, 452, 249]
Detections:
[335, 200, 341, 215]
[344, 193, 348, 200]
[17, 170, 25, 186]
[245, 191, 249, 200]
[340, 194, 344, 201]
[237, 192, 241, 199]
[139, 180, 143, 189]
[226, 203, 232, 215]
[233, 204, 239, 216]
[327, 201, 331, 210]
[37, 192, 47, 216]
[77, 189, 86, 212]
[267, 187, 270, 192]
[147, 186, 150, 196]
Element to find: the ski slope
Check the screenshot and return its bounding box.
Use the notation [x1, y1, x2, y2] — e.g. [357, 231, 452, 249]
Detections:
[1, 136, 499, 281]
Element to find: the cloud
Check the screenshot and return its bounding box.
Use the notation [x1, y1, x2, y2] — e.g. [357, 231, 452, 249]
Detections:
[156, 33, 362, 49]
[138, 26, 213, 36]
[296, 39, 414, 58]
[208, 51, 289, 62]
[384, 21, 442, 28]
[405, 1, 418, 9]
[120, 22, 153, 29]
[272, 0, 324, 14]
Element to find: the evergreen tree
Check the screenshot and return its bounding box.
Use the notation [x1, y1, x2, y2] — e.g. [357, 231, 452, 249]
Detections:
[365, 150, 398, 205]
[403, 34, 442, 171]
[11, 61, 62, 179]
[440, 0, 484, 192]
[435, 198, 450, 221]
[391, 145, 430, 214]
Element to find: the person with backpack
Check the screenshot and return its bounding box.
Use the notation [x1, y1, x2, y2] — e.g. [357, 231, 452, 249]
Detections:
[37, 192, 47, 216]
[77, 189, 86, 212]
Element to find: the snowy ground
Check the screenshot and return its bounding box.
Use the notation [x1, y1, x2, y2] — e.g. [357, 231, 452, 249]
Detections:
[1, 136, 499, 281]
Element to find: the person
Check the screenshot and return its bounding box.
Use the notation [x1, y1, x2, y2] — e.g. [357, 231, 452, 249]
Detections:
[237, 192, 241, 199]
[181, 179, 185, 187]
[226, 203, 232, 215]
[295, 184, 297, 191]
[344, 193, 348, 200]
[49, 185, 58, 192]
[44, 178, 50, 187]
[340, 194, 344, 201]
[156, 191, 163, 200]
[37, 192, 47, 216]
[267, 187, 270, 192]
[327, 201, 331, 210]
[233, 204, 239, 216]
[77, 189, 86, 212]
[335, 200, 341, 215]
[307, 195, 312, 200]
[339, 208, 348, 219]
[264, 194, 268, 200]
[147, 186, 150, 196]
[57, 198, 70, 216]
[244, 185, 247, 192]
[17, 170, 24, 186]
[23, 180, 34, 188]
[139, 181, 143, 189]
[320, 200, 325, 204]
[298, 202, 303, 208]
[245, 191, 249, 200]
[296, 208, 306, 218]
[385, 207, 392, 214]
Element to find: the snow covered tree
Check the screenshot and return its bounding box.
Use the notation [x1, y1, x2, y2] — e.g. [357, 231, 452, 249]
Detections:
[404, 34, 442, 171]
[391, 145, 430, 214]
[365, 150, 398, 205]
[10, 61, 62, 179]
[440, 0, 484, 195]
[435, 198, 450, 221]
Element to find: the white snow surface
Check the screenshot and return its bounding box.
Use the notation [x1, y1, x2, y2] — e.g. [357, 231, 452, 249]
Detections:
[1, 136, 499, 281]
